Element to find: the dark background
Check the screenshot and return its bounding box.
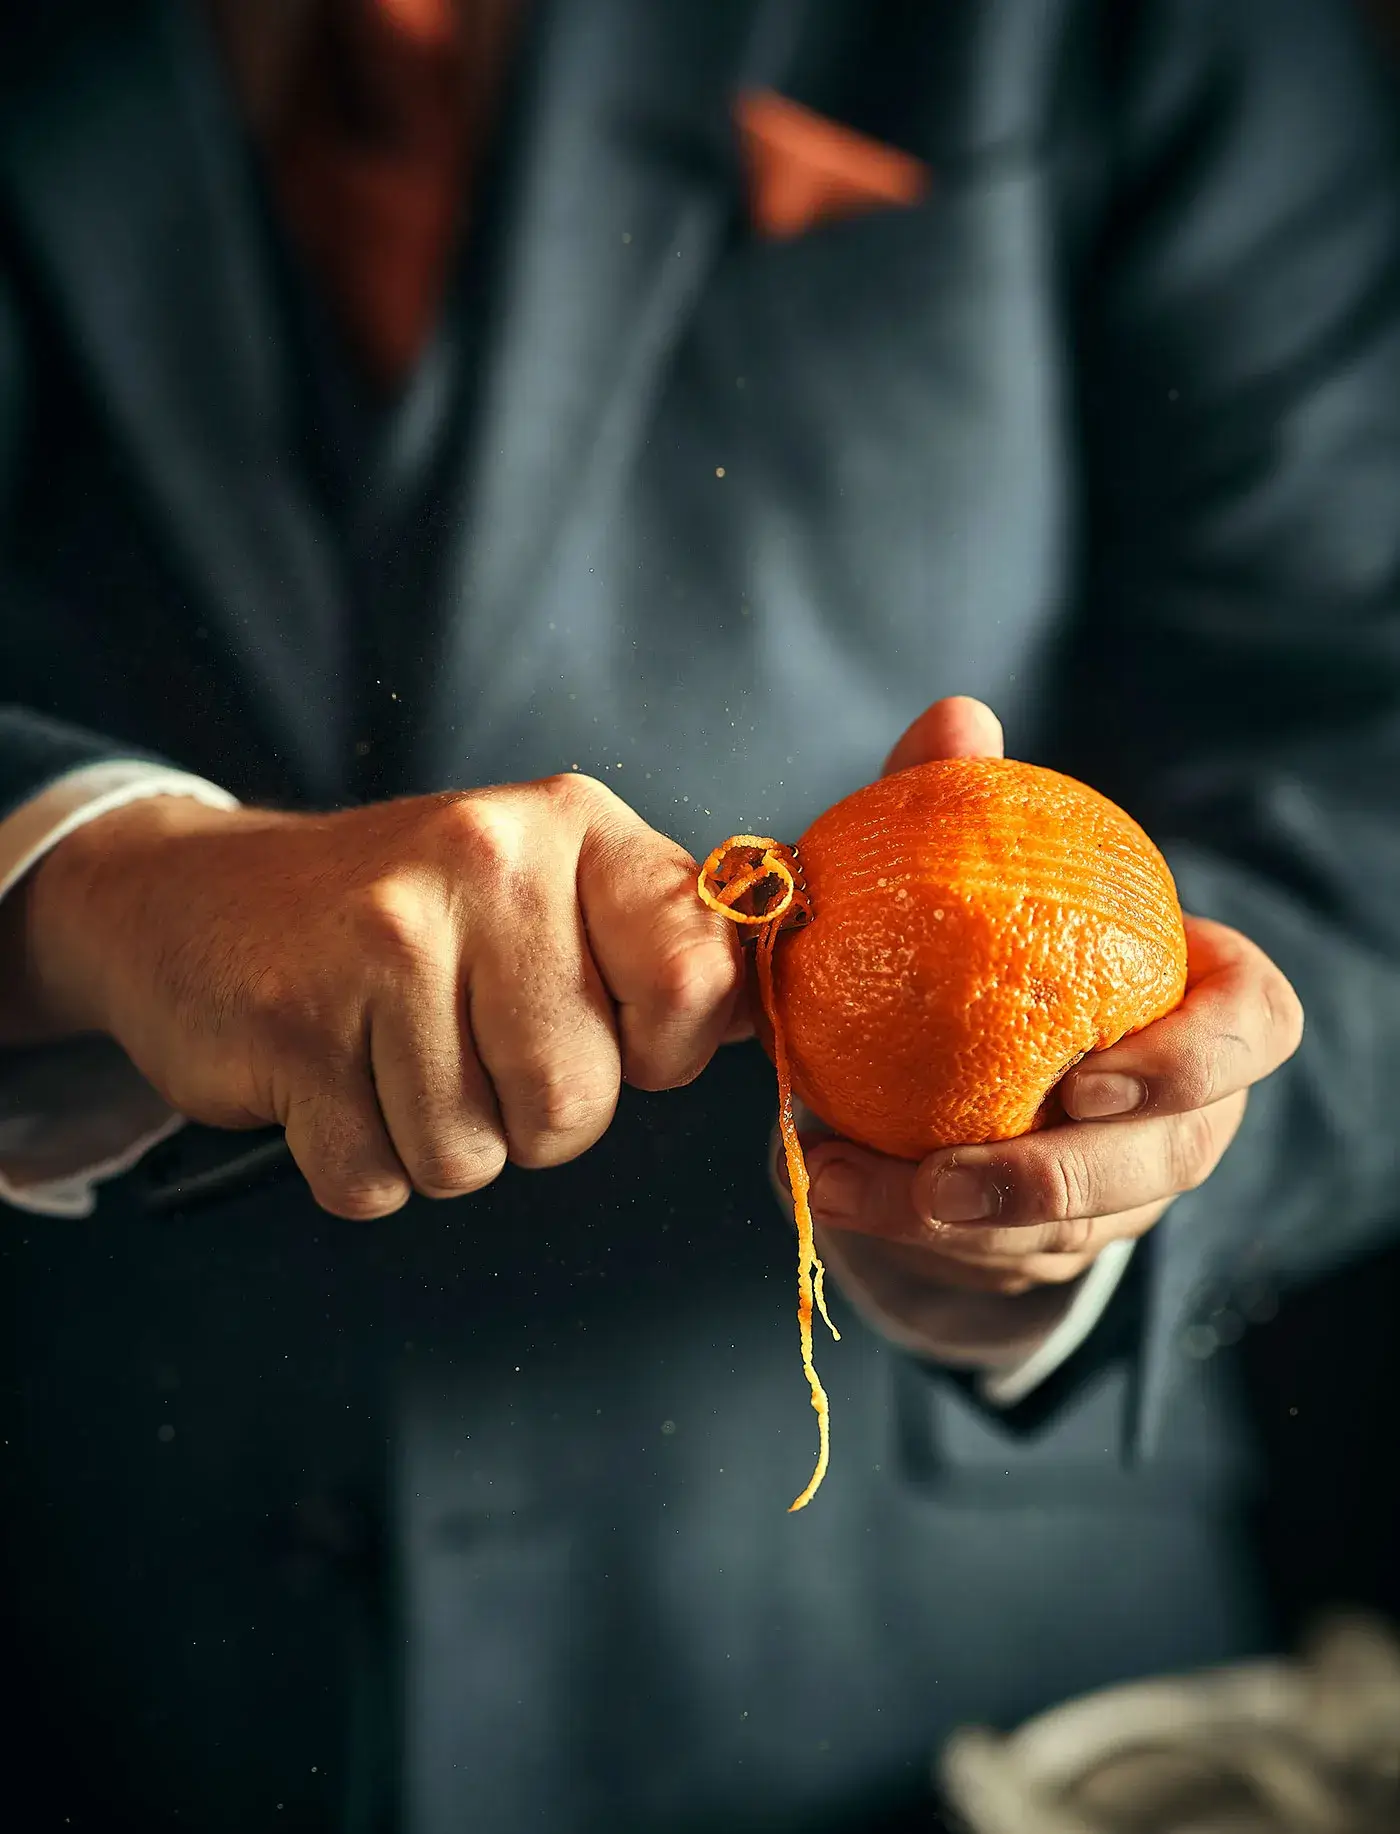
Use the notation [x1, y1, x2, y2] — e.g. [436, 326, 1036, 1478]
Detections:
[1242, 0, 1400, 1653]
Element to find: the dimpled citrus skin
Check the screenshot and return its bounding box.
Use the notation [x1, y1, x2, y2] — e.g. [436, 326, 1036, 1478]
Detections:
[771, 758, 1188, 1161]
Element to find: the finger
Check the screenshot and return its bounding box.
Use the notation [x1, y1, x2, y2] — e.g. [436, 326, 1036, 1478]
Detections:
[1061, 915, 1304, 1122]
[817, 1230, 1043, 1300]
[910, 1092, 1247, 1248]
[882, 695, 1005, 776]
[369, 974, 508, 1200]
[282, 1063, 412, 1221]
[721, 963, 759, 1045]
[818, 1208, 1164, 1298]
[825, 1245, 1048, 1297]
[578, 788, 744, 1091]
[803, 1138, 930, 1244]
[469, 859, 622, 1169]
[802, 1135, 1164, 1291]
[918, 1200, 1168, 1282]
[803, 1096, 1243, 1249]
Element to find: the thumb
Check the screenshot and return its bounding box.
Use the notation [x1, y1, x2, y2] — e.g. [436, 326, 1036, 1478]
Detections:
[882, 695, 1004, 777]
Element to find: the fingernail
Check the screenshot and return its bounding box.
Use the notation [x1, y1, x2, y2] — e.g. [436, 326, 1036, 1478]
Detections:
[810, 1159, 862, 1224]
[929, 1164, 1000, 1223]
[1067, 1072, 1146, 1119]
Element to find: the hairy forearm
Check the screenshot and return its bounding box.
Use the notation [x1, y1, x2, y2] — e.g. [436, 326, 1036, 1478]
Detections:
[0, 796, 233, 1048]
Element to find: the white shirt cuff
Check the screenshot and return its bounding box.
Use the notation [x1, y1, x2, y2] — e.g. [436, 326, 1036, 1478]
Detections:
[0, 761, 238, 1217]
[815, 1221, 1135, 1407]
[977, 1236, 1135, 1408]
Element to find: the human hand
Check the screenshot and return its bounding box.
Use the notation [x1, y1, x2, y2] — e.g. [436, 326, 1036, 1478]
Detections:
[15, 778, 742, 1218]
[796, 697, 1304, 1295]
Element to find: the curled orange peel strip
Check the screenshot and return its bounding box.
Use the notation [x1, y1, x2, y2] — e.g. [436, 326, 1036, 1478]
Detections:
[697, 835, 808, 927]
[698, 837, 837, 1513]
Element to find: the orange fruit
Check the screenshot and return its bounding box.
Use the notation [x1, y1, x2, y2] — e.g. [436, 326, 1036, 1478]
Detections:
[769, 757, 1188, 1160]
[699, 756, 1187, 1512]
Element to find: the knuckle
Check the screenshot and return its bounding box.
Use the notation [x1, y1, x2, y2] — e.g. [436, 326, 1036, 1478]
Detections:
[410, 1134, 509, 1199]
[1170, 1042, 1221, 1114]
[530, 1070, 611, 1138]
[1051, 1213, 1097, 1256]
[541, 769, 610, 814]
[357, 878, 436, 963]
[651, 942, 740, 1025]
[520, 771, 618, 840]
[246, 971, 344, 1064]
[239, 963, 301, 1032]
[508, 1060, 618, 1166]
[1034, 1146, 1097, 1223]
[1168, 1106, 1219, 1192]
[444, 797, 532, 884]
[316, 1176, 411, 1221]
[286, 1091, 408, 1218]
[1262, 970, 1305, 1063]
[629, 953, 742, 1093]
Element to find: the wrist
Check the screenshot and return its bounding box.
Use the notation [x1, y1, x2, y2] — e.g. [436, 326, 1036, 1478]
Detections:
[5, 796, 252, 1045]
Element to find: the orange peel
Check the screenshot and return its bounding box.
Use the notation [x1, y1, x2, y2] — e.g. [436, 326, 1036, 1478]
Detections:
[698, 838, 837, 1513]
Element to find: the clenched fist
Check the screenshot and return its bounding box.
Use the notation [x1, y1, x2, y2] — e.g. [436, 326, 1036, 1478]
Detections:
[9, 776, 744, 1217]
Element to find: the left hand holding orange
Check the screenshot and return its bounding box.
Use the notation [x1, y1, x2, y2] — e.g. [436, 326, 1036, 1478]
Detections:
[700, 694, 1304, 1508]
[800, 697, 1304, 1295]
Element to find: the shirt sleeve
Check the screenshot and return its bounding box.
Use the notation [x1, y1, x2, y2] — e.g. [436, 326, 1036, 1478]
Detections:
[0, 761, 238, 1217]
[815, 1220, 1136, 1409]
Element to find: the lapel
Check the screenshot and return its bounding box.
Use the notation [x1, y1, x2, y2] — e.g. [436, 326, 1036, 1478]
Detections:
[425, 0, 805, 745]
[0, 0, 349, 803]
[0, 0, 813, 796]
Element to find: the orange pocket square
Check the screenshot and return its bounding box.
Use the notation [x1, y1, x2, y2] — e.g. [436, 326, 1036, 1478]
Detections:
[735, 88, 932, 241]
